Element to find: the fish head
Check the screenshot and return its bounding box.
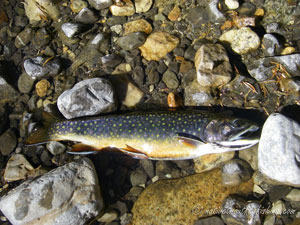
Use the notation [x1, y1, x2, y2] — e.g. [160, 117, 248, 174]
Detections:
[201, 118, 260, 142]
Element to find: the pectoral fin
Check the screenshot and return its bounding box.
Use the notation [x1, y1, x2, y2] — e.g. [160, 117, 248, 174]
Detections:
[117, 145, 149, 159]
[175, 135, 206, 148]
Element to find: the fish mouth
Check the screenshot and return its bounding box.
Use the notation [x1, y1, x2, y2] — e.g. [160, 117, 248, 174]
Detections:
[229, 124, 260, 142]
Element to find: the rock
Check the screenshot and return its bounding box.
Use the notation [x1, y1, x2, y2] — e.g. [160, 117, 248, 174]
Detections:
[221, 196, 261, 225]
[258, 113, 300, 187]
[271, 200, 286, 215]
[32, 28, 52, 49]
[98, 209, 118, 223]
[208, 0, 225, 22]
[281, 46, 296, 55]
[70, 0, 88, 13]
[0, 129, 17, 156]
[225, 0, 239, 10]
[116, 32, 147, 50]
[194, 44, 232, 87]
[236, 2, 256, 16]
[46, 141, 66, 155]
[130, 169, 147, 186]
[111, 200, 128, 215]
[120, 213, 133, 225]
[262, 34, 282, 56]
[219, 27, 260, 54]
[139, 159, 154, 179]
[88, 0, 113, 10]
[3, 154, 35, 182]
[111, 24, 123, 34]
[110, 0, 135, 16]
[24, 0, 59, 26]
[35, 79, 50, 97]
[263, 214, 276, 225]
[186, 6, 209, 27]
[0, 158, 103, 225]
[194, 216, 224, 225]
[18, 73, 34, 94]
[24, 56, 61, 79]
[253, 184, 266, 195]
[135, 0, 152, 13]
[221, 159, 253, 187]
[75, 8, 99, 24]
[15, 27, 33, 48]
[193, 151, 235, 173]
[168, 5, 181, 21]
[112, 63, 132, 74]
[57, 78, 116, 119]
[139, 31, 179, 61]
[162, 70, 179, 89]
[61, 22, 84, 38]
[123, 19, 152, 35]
[101, 53, 122, 68]
[107, 16, 127, 26]
[131, 169, 253, 224]
[0, 76, 20, 104]
[239, 146, 258, 170]
[155, 161, 182, 179]
[285, 189, 300, 202]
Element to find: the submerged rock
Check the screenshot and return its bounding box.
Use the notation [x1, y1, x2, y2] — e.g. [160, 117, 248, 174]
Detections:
[61, 22, 85, 38]
[258, 113, 300, 187]
[57, 78, 116, 119]
[0, 129, 17, 156]
[15, 27, 34, 48]
[75, 8, 99, 24]
[110, 0, 135, 16]
[0, 76, 20, 103]
[123, 19, 152, 35]
[262, 34, 282, 56]
[135, 0, 153, 13]
[0, 158, 103, 225]
[18, 73, 34, 94]
[116, 32, 147, 51]
[88, 0, 113, 10]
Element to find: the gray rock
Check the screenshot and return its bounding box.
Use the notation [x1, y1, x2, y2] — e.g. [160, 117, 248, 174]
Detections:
[162, 70, 179, 89]
[239, 146, 258, 171]
[46, 141, 66, 155]
[0, 76, 20, 103]
[88, 0, 113, 10]
[61, 22, 84, 38]
[120, 213, 133, 225]
[32, 28, 52, 49]
[194, 216, 224, 225]
[194, 44, 232, 87]
[139, 159, 154, 178]
[221, 196, 261, 225]
[285, 189, 300, 202]
[40, 150, 53, 166]
[0, 129, 17, 156]
[24, 56, 61, 79]
[222, 159, 253, 186]
[130, 168, 147, 186]
[15, 27, 34, 48]
[101, 53, 122, 68]
[186, 6, 210, 27]
[0, 157, 103, 225]
[57, 78, 116, 119]
[263, 214, 276, 225]
[116, 32, 147, 51]
[18, 73, 34, 94]
[111, 201, 128, 215]
[258, 113, 300, 187]
[268, 186, 292, 202]
[265, 23, 280, 33]
[208, 0, 225, 22]
[75, 8, 99, 24]
[155, 161, 182, 179]
[262, 34, 282, 56]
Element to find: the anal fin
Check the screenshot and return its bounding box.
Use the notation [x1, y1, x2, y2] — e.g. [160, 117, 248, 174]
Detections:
[117, 145, 148, 159]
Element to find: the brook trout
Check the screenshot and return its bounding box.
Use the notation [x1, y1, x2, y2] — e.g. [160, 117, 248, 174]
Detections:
[25, 110, 260, 160]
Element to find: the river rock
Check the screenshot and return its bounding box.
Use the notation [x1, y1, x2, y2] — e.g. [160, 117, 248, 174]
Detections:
[88, 0, 113, 10]
[258, 113, 300, 187]
[225, 0, 239, 9]
[116, 32, 147, 50]
[285, 189, 300, 202]
[15, 27, 34, 48]
[131, 169, 253, 224]
[162, 70, 179, 89]
[123, 19, 152, 35]
[186, 6, 209, 27]
[61, 22, 84, 38]
[139, 159, 154, 179]
[24, 56, 61, 79]
[139, 31, 179, 61]
[262, 34, 282, 56]
[135, 0, 153, 13]
[239, 145, 258, 171]
[0, 76, 20, 103]
[194, 44, 232, 87]
[70, 0, 88, 13]
[110, 0, 135, 16]
[75, 8, 99, 24]
[208, 0, 225, 22]
[57, 78, 116, 119]
[0, 157, 103, 225]
[18, 73, 34, 94]
[35, 79, 50, 97]
[222, 159, 253, 187]
[194, 216, 224, 225]
[219, 27, 260, 54]
[46, 141, 66, 155]
[130, 168, 147, 186]
[0, 129, 17, 156]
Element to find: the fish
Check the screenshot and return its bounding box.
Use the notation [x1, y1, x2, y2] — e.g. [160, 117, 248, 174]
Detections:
[25, 109, 260, 160]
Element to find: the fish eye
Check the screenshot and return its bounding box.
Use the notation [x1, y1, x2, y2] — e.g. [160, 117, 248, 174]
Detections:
[232, 119, 243, 127]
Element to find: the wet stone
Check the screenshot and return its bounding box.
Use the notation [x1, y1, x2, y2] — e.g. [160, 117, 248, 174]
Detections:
[237, 2, 256, 16]
[57, 78, 116, 119]
[132, 66, 144, 85]
[110, 0, 135, 16]
[116, 32, 147, 51]
[98, 209, 119, 223]
[46, 141, 66, 155]
[61, 22, 84, 38]
[225, 0, 239, 10]
[130, 168, 147, 186]
[262, 34, 282, 56]
[32, 28, 52, 49]
[0, 76, 20, 104]
[123, 19, 152, 35]
[0, 129, 17, 156]
[24, 56, 61, 79]
[15, 27, 33, 48]
[135, 0, 153, 13]
[75, 8, 99, 24]
[162, 70, 179, 89]
[88, 0, 113, 10]
[285, 189, 300, 202]
[101, 53, 122, 68]
[139, 159, 154, 179]
[184, 46, 196, 61]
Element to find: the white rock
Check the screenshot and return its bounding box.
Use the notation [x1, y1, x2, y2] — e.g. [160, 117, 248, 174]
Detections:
[220, 27, 260, 54]
[253, 184, 266, 195]
[225, 0, 239, 10]
[258, 113, 300, 187]
[46, 141, 66, 155]
[285, 189, 300, 202]
[0, 158, 103, 225]
[135, 0, 153, 13]
[110, 0, 135, 16]
[271, 200, 286, 215]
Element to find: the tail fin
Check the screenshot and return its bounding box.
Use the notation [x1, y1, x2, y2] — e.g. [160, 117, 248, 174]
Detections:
[24, 112, 58, 145]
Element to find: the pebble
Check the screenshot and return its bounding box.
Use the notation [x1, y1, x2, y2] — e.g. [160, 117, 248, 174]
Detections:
[61, 22, 84, 38]
[3, 154, 34, 182]
[101, 53, 122, 68]
[88, 0, 113, 10]
[186, 6, 209, 27]
[194, 216, 224, 225]
[219, 27, 261, 54]
[24, 56, 61, 79]
[208, 0, 225, 22]
[70, 0, 88, 13]
[116, 32, 147, 51]
[111, 24, 123, 34]
[269, 186, 291, 202]
[271, 200, 286, 215]
[123, 19, 152, 35]
[262, 34, 282, 56]
[120, 213, 133, 225]
[263, 214, 276, 225]
[221, 159, 253, 187]
[130, 168, 148, 186]
[57, 78, 116, 119]
[139, 159, 154, 178]
[139, 31, 179, 61]
[0, 76, 20, 103]
[46, 141, 66, 155]
[281, 46, 296, 55]
[168, 5, 180, 21]
[258, 113, 300, 186]
[225, 0, 239, 9]
[194, 44, 232, 87]
[162, 70, 179, 89]
[0, 129, 17, 156]
[155, 161, 182, 179]
[0, 158, 103, 225]
[285, 189, 300, 202]
[14, 27, 33, 48]
[97, 209, 119, 223]
[75, 8, 99, 24]
[32, 28, 52, 49]
[238, 145, 258, 170]
[110, 0, 135, 16]
[35, 79, 50, 97]
[253, 184, 266, 195]
[135, 0, 152, 13]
